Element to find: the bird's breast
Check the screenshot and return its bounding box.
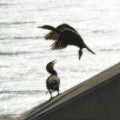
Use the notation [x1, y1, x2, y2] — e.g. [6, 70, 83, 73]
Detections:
[47, 75, 60, 84]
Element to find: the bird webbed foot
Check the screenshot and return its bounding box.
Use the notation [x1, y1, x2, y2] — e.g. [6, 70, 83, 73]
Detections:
[57, 92, 60, 96]
[50, 97, 53, 100]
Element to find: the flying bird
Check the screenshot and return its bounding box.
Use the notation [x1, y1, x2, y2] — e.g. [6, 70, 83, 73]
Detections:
[38, 23, 95, 59]
[46, 60, 60, 99]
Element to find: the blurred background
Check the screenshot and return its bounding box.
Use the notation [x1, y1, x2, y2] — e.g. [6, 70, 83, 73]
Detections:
[0, 0, 120, 115]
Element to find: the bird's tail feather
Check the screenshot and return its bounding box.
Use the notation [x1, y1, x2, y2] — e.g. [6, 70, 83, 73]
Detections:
[85, 43, 95, 54]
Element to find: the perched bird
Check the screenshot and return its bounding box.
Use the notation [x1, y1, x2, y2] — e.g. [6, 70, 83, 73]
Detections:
[38, 23, 95, 59]
[46, 60, 60, 99]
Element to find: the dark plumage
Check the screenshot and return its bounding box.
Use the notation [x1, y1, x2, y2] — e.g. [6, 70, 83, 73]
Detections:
[46, 60, 60, 99]
[38, 23, 95, 59]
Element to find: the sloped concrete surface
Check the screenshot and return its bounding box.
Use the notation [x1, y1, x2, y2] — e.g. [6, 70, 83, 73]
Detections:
[22, 62, 120, 120]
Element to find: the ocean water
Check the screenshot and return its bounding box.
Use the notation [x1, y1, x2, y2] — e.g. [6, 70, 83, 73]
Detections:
[0, 0, 120, 115]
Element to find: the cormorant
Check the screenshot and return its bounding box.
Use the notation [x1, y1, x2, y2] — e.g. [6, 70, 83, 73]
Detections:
[38, 23, 95, 59]
[46, 60, 60, 99]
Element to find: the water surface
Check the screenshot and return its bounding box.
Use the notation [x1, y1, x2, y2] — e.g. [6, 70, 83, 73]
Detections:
[0, 0, 120, 114]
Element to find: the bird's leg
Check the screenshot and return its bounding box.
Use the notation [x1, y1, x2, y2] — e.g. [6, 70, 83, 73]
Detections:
[78, 48, 83, 60]
[57, 90, 60, 96]
[50, 92, 53, 99]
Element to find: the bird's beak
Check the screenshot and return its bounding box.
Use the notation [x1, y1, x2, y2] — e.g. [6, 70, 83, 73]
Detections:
[37, 26, 42, 28]
[52, 60, 57, 65]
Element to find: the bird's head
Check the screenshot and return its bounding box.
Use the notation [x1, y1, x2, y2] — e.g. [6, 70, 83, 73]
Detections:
[38, 25, 61, 34]
[47, 60, 57, 68]
[38, 25, 53, 30]
[46, 60, 57, 74]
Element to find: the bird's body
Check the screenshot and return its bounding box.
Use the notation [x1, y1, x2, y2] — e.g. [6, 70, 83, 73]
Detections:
[46, 75, 60, 94]
[59, 29, 84, 48]
[46, 60, 60, 99]
[38, 23, 95, 59]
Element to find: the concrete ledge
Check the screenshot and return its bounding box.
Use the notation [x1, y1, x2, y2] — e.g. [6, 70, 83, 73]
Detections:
[22, 62, 120, 120]
[0, 115, 21, 120]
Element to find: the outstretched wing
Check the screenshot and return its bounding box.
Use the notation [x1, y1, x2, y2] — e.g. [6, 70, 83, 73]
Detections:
[40, 23, 83, 50]
[51, 29, 83, 50]
[45, 23, 78, 40]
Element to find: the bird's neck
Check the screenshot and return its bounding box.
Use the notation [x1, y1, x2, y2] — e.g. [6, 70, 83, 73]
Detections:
[51, 69, 57, 75]
[48, 68, 57, 75]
